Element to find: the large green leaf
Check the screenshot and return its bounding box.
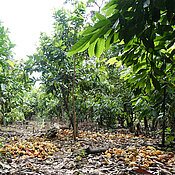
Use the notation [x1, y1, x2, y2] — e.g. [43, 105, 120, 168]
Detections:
[150, 74, 161, 90]
[88, 0, 95, 3]
[105, 4, 118, 17]
[105, 57, 117, 65]
[102, 0, 117, 11]
[78, 41, 90, 53]
[8, 60, 14, 68]
[81, 27, 97, 36]
[94, 19, 111, 29]
[88, 40, 98, 57]
[89, 27, 105, 44]
[94, 37, 105, 58]
[68, 35, 92, 56]
[145, 77, 151, 93]
[105, 32, 113, 50]
[90, 25, 111, 44]
[95, 12, 106, 20]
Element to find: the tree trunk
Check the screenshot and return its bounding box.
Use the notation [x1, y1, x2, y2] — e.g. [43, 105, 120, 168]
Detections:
[72, 56, 77, 140]
[60, 85, 73, 128]
[144, 116, 148, 130]
[59, 98, 64, 120]
[162, 86, 166, 146]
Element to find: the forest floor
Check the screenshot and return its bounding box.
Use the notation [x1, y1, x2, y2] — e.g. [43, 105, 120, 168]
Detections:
[0, 120, 175, 175]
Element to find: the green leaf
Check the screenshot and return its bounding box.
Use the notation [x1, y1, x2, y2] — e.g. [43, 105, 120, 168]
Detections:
[116, 60, 122, 67]
[135, 98, 142, 106]
[102, 0, 116, 11]
[88, 0, 95, 3]
[169, 49, 175, 59]
[105, 57, 117, 65]
[81, 27, 97, 36]
[8, 60, 14, 68]
[68, 35, 92, 56]
[89, 27, 104, 44]
[78, 41, 90, 53]
[153, 66, 165, 76]
[95, 12, 106, 20]
[94, 19, 111, 29]
[88, 40, 98, 57]
[90, 25, 111, 44]
[145, 78, 151, 93]
[105, 31, 114, 50]
[94, 37, 105, 58]
[113, 32, 119, 43]
[105, 4, 117, 17]
[167, 39, 175, 49]
[61, 46, 66, 49]
[151, 74, 161, 90]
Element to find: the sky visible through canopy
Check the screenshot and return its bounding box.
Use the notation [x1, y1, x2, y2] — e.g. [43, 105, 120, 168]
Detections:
[0, 0, 71, 61]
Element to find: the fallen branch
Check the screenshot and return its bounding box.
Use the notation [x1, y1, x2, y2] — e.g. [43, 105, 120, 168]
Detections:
[85, 146, 108, 154]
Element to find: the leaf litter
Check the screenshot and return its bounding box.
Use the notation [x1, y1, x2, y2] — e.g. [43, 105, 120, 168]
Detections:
[0, 121, 175, 175]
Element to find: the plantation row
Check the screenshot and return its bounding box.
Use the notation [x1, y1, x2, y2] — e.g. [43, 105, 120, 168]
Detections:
[0, 0, 175, 146]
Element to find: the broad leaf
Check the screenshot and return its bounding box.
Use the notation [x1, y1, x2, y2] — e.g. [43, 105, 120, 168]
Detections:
[94, 19, 111, 29]
[81, 27, 97, 36]
[88, 40, 98, 57]
[95, 12, 106, 20]
[68, 35, 92, 56]
[90, 25, 111, 44]
[145, 78, 151, 93]
[95, 37, 105, 58]
[105, 4, 117, 17]
[7, 60, 14, 68]
[78, 41, 90, 53]
[151, 74, 161, 90]
[105, 31, 114, 50]
[102, 0, 116, 11]
[106, 57, 117, 65]
[88, 0, 95, 3]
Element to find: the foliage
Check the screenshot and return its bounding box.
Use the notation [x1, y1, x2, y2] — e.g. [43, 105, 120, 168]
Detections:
[0, 60, 33, 124]
[22, 88, 60, 121]
[27, 1, 87, 129]
[69, 0, 175, 90]
[0, 0, 174, 147]
[68, 0, 175, 144]
[0, 23, 34, 124]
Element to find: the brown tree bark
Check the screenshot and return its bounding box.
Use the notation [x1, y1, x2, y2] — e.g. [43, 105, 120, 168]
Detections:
[72, 56, 77, 140]
[60, 85, 73, 128]
[162, 86, 166, 146]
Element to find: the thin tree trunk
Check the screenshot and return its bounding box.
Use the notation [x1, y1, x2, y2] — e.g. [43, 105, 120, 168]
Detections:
[60, 85, 73, 127]
[162, 86, 166, 146]
[72, 56, 77, 140]
[59, 98, 64, 120]
[144, 116, 148, 130]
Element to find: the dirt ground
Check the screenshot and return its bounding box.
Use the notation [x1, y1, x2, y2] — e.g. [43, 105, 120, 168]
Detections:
[0, 120, 175, 175]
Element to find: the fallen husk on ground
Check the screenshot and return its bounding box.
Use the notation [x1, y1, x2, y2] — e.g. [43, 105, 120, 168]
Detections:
[0, 121, 175, 174]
